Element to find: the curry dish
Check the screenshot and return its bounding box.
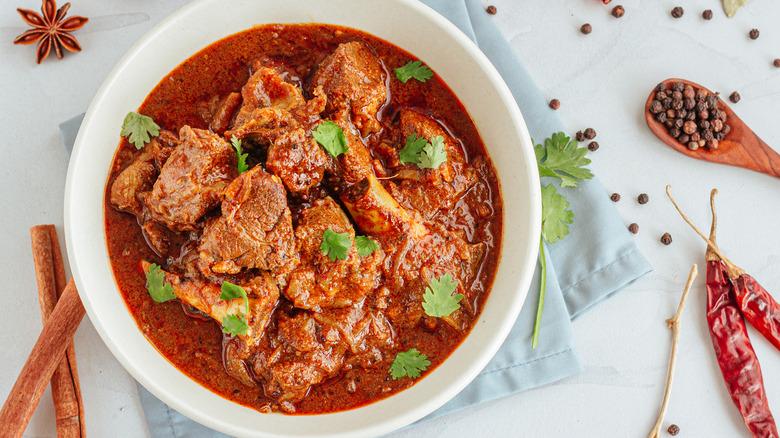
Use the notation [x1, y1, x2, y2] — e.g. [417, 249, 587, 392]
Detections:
[105, 23, 502, 414]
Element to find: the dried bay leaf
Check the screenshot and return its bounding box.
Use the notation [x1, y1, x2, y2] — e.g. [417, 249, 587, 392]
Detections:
[722, 0, 752, 18]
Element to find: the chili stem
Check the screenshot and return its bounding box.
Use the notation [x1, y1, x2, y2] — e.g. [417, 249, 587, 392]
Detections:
[532, 235, 546, 349]
[648, 264, 698, 438]
[665, 186, 744, 277]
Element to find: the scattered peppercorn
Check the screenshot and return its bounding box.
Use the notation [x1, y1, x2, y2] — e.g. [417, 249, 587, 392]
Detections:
[584, 128, 596, 139]
[638, 193, 649, 204]
[610, 193, 621, 202]
[671, 7, 684, 18]
[729, 91, 740, 103]
[549, 99, 560, 110]
[588, 141, 599, 151]
[661, 233, 673, 245]
[611, 5, 625, 18]
[486, 5, 497, 15]
[575, 130, 585, 142]
[628, 223, 638, 234]
[667, 424, 680, 435]
[581, 23, 592, 34]
[749, 29, 759, 40]
[702, 9, 713, 20]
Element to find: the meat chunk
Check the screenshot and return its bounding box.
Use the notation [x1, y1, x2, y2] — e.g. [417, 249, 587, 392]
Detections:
[388, 110, 477, 219]
[210, 92, 242, 135]
[199, 166, 297, 275]
[141, 261, 279, 348]
[311, 42, 387, 136]
[266, 128, 328, 196]
[109, 152, 156, 216]
[144, 126, 237, 231]
[283, 197, 384, 311]
[252, 311, 346, 412]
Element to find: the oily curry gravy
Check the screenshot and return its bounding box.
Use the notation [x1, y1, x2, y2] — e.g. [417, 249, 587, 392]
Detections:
[105, 24, 502, 414]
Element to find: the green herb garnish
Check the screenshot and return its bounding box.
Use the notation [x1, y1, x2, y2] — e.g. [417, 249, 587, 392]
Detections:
[320, 228, 352, 261]
[355, 236, 379, 257]
[220, 281, 249, 314]
[145, 263, 176, 303]
[398, 133, 447, 170]
[421, 273, 463, 318]
[532, 132, 593, 348]
[222, 313, 249, 336]
[121, 112, 160, 150]
[312, 121, 348, 157]
[394, 60, 434, 83]
[389, 348, 431, 379]
[231, 137, 249, 174]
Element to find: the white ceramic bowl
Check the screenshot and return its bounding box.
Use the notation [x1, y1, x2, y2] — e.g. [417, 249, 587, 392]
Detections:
[64, 0, 541, 436]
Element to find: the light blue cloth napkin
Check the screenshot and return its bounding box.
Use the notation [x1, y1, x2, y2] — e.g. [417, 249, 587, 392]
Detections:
[60, 0, 652, 435]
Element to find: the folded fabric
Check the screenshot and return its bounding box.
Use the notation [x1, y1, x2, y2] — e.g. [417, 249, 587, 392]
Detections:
[60, 0, 652, 435]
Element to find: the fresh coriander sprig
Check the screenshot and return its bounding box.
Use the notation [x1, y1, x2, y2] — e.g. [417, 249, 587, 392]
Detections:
[320, 228, 352, 261]
[389, 348, 431, 379]
[394, 60, 433, 83]
[532, 132, 593, 348]
[313, 121, 348, 157]
[219, 281, 250, 336]
[398, 133, 447, 170]
[145, 263, 176, 303]
[355, 236, 379, 257]
[421, 273, 463, 318]
[231, 137, 249, 174]
[121, 112, 160, 150]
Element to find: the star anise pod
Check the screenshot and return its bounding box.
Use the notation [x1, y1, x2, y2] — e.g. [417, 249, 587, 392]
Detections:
[13, 0, 88, 64]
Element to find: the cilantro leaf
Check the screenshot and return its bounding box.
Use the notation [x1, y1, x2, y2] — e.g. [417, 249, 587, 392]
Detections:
[389, 348, 431, 379]
[222, 313, 250, 336]
[220, 281, 249, 314]
[320, 228, 352, 261]
[355, 236, 379, 257]
[421, 273, 463, 318]
[535, 132, 593, 188]
[399, 134, 428, 164]
[541, 184, 574, 244]
[121, 112, 160, 150]
[417, 136, 447, 169]
[313, 121, 348, 157]
[145, 263, 176, 303]
[231, 137, 249, 174]
[394, 60, 434, 83]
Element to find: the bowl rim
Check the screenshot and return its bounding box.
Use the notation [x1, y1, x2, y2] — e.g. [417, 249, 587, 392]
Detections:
[64, 0, 541, 436]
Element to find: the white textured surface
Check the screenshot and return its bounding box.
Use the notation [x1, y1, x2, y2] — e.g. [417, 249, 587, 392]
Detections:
[1, 1, 779, 437]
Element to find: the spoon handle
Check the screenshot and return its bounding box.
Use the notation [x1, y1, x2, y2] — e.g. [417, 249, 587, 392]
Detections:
[738, 130, 780, 179]
[0, 279, 85, 438]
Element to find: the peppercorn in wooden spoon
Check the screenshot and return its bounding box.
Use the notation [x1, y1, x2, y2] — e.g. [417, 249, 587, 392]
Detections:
[646, 79, 780, 179]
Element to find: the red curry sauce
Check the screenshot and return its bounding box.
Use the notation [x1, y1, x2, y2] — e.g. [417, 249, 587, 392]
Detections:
[105, 24, 502, 414]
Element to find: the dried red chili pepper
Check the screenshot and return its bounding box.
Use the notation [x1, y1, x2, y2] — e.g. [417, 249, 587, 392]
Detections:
[729, 270, 780, 352]
[704, 192, 778, 438]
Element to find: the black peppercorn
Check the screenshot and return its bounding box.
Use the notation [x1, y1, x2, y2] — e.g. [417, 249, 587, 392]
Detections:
[628, 223, 638, 234]
[656, 112, 668, 123]
[672, 90, 683, 101]
[610, 193, 621, 202]
[683, 85, 695, 99]
[696, 101, 707, 113]
[657, 83, 668, 92]
[684, 98, 695, 110]
[661, 233, 673, 245]
[715, 131, 725, 141]
[549, 99, 560, 110]
[668, 424, 680, 435]
[672, 100, 684, 110]
[649, 100, 664, 114]
[722, 124, 731, 135]
[612, 5, 625, 18]
[665, 118, 675, 129]
[672, 82, 684, 92]
[749, 29, 759, 40]
[703, 129, 714, 141]
[688, 141, 699, 151]
[576, 130, 585, 141]
[698, 109, 709, 120]
[662, 97, 673, 109]
[729, 91, 741, 103]
[711, 118, 723, 132]
[671, 7, 684, 18]
[656, 91, 668, 101]
[699, 119, 710, 130]
[669, 127, 681, 138]
[702, 9, 713, 20]
[638, 193, 649, 204]
[588, 141, 599, 151]
[677, 108, 688, 119]
[673, 118, 684, 129]
[584, 128, 597, 139]
[705, 95, 718, 108]
[708, 138, 719, 150]
[690, 131, 700, 142]
[678, 134, 690, 144]
[486, 5, 497, 15]
[683, 120, 697, 135]
[695, 90, 707, 102]
[581, 23, 592, 34]
[774, 59, 780, 68]
[685, 112, 696, 121]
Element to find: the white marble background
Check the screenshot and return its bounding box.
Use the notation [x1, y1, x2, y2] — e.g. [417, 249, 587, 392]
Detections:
[2, 0, 779, 436]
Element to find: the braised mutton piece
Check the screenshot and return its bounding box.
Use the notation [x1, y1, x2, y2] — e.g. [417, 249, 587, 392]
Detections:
[199, 166, 297, 275]
[283, 197, 383, 311]
[144, 126, 237, 231]
[311, 41, 387, 136]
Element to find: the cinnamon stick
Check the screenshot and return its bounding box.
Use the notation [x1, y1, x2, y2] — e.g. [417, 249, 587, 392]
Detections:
[30, 225, 85, 437]
[0, 279, 85, 438]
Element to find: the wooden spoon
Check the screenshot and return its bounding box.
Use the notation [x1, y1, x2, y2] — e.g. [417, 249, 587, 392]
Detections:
[645, 78, 780, 179]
